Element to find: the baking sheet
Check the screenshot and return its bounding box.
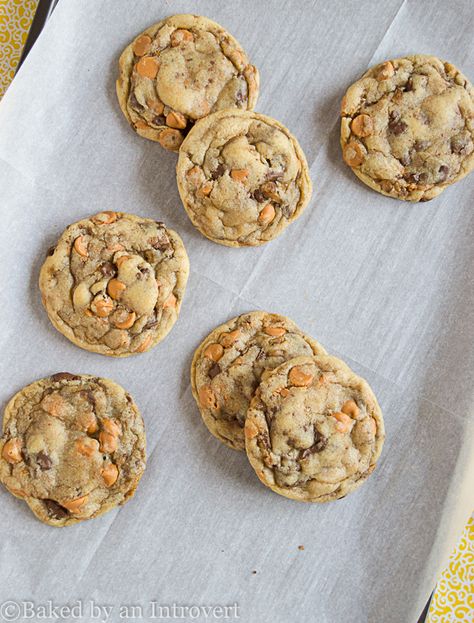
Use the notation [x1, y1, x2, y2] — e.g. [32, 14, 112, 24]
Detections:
[0, 1, 473, 621]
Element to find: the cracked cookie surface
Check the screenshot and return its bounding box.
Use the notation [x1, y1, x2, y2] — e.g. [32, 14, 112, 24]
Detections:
[0, 373, 146, 527]
[191, 312, 326, 450]
[177, 110, 312, 246]
[341, 54, 474, 201]
[39, 212, 189, 356]
[116, 14, 259, 151]
[245, 355, 384, 502]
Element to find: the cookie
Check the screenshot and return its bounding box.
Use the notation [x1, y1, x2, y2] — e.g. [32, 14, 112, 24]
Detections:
[116, 14, 259, 151]
[39, 212, 189, 357]
[191, 312, 326, 450]
[341, 55, 474, 201]
[177, 110, 312, 246]
[245, 355, 384, 502]
[0, 373, 146, 527]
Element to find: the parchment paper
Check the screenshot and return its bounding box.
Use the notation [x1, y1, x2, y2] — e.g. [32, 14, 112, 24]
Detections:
[0, 1, 473, 622]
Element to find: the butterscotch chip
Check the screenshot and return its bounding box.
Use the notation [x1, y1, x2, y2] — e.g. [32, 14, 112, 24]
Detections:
[340, 55, 474, 201]
[245, 355, 385, 502]
[191, 312, 326, 451]
[177, 110, 312, 247]
[0, 374, 146, 527]
[39, 212, 189, 357]
[116, 14, 259, 151]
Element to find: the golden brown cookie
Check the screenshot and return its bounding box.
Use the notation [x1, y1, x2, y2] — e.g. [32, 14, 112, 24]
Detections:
[39, 212, 189, 356]
[0, 373, 146, 527]
[191, 312, 326, 450]
[177, 110, 312, 246]
[116, 14, 259, 151]
[341, 55, 474, 201]
[245, 355, 384, 502]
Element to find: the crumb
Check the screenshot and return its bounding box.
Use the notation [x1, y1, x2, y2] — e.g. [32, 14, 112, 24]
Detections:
[298, 545, 305, 551]
[252, 570, 257, 575]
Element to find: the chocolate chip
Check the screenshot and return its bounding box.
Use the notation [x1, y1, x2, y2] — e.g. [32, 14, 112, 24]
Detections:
[50, 372, 79, 382]
[300, 429, 327, 458]
[100, 261, 116, 277]
[152, 115, 166, 126]
[451, 135, 468, 155]
[252, 188, 266, 203]
[266, 170, 283, 181]
[129, 92, 143, 111]
[208, 364, 220, 379]
[47, 246, 56, 257]
[80, 389, 96, 407]
[404, 78, 414, 92]
[256, 349, 266, 361]
[438, 165, 449, 181]
[211, 164, 226, 179]
[406, 171, 428, 184]
[36, 452, 52, 471]
[43, 499, 69, 519]
[414, 140, 429, 151]
[149, 235, 170, 251]
[388, 112, 407, 135]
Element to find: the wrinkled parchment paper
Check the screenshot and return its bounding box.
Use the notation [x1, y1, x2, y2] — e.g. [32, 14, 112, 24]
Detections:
[0, 1, 473, 622]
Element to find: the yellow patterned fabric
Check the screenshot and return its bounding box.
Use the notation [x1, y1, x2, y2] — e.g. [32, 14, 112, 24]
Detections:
[0, 2, 473, 621]
[0, 0, 38, 97]
[428, 515, 474, 622]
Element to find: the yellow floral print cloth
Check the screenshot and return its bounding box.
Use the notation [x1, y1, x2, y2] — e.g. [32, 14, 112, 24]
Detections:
[428, 515, 474, 622]
[0, 2, 472, 621]
[0, 0, 38, 97]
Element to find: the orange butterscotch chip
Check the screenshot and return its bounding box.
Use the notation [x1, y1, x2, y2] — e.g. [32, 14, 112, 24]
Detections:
[230, 168, 249, 182]
[220, 329, 240, 347]
[147, 98, 164, 115]
[203, 343, 224, 362]
[113, 311, 136, 329]
[369, 417, 377, 435]
[2, 438, 22, 464]
[107, 279, 126, 300]
[158, 128, 184, 151]
[102, 463, 119, 487]
[136, 56, 160, 79]
[258, 204, 276, 225]
[197, 181, 213, 197]
[351, 114, 373, 138]
[170, 29, 194, 46]
[76, 411, 98, 434]
[280, 388, 290, 398]
[166, 111, 187, 130]
[62, 495, 88, 513]
[41, 392, 67, 417]
[76, 438, 98, 457]
[73, 235, 88, 258]
[245, 420, 259, 440]
[136, 334, 153, 353]
[341, 399, 359, 419]
[163, 293, 177, 309]
[343, 141, 365, 167]
[102, 418, 122, 437]
[92, 211, 117, 225]
[288, 366, 314, 387]
[99, 431, 118, 454]
[198, 385, 218, 410]
[376, 61, 395, 81]
[332, 411, 353, 433]
[115, 255, 131, 269]
[264, 326, 286, 337]
[133, 34, 152, 57]
[93, 298, 114, 318]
